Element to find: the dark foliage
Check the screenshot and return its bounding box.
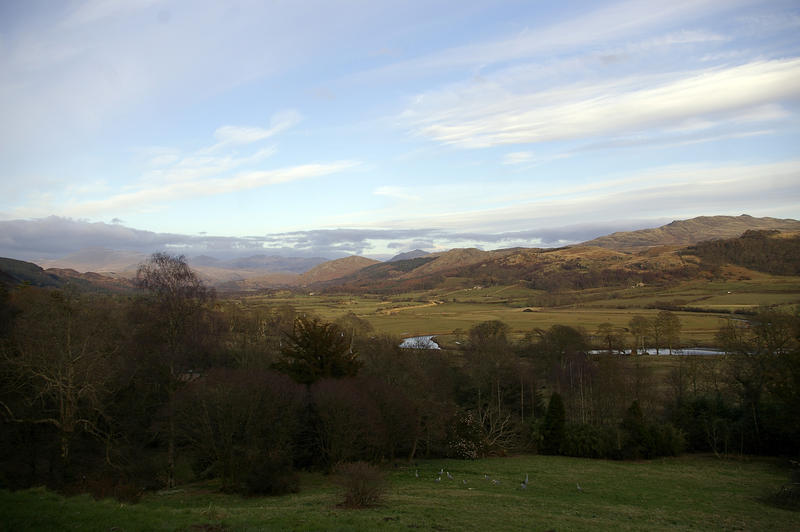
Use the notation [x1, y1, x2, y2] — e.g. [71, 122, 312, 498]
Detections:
[272, 316, 362, 384]
[685, 230, 800, 275]
[541, 393, 566, 455]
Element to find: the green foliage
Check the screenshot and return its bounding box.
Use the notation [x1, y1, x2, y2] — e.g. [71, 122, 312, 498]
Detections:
[272, 316, 362, 384]
[620, 400, 684, 459]
[560, 423, 618, 459]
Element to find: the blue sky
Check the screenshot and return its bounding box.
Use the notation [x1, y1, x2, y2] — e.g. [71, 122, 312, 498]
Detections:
[1, 0, 799, 260]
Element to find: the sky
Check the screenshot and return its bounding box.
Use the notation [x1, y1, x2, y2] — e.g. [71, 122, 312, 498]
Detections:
[1, 0, 799, 261]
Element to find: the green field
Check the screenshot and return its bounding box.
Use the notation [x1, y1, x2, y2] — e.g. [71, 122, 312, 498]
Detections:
[1, 455, 795, 531]
[236, 275, 800, 345]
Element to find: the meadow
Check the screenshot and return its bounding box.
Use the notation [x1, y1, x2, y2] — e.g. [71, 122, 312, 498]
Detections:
[238, 273, 800, 346]
[1, 454, 795, 531]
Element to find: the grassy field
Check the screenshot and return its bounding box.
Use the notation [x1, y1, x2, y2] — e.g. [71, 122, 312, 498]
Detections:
[1, 455, 796, 531]
[236, 275, 800, 345]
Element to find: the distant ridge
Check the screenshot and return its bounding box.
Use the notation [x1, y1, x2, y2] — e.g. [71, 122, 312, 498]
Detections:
[40, 247, 147, 274]
[581, 215, 800, 252]
[388, 249, 430, 262]
[298, 255, 380, 285]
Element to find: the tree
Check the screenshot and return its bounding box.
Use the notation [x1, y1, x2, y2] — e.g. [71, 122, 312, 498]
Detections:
[134, 252, 215, 488]
[272, 316, 361, 385]
[596, 322, 624, 354]
[0, 288, 119, 473]
[172, 368, 304, 494]
[654, 311, 681, 355]
[541, 392, 566, 455]
[628, 315, 650, 355]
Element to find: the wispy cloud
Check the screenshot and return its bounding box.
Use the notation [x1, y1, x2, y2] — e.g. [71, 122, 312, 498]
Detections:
[61, 161, 360, 218]
[206, 110, 302, 152]
[402, 58, 800, 148]
[502, 151, 534, 165]
[358, 0, 750, 82]
[374, 186, 420, 201]
[62, 0, 163, 27]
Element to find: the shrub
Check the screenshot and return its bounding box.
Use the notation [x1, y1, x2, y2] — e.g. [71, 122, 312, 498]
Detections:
[765, 460, 800, 511]
[561, 423, 618, 459]
[242, 451, 299, 496]
[334, 461, 387, 508]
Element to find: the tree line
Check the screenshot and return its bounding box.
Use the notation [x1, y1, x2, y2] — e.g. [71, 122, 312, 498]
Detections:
[1, 253, 798, 499]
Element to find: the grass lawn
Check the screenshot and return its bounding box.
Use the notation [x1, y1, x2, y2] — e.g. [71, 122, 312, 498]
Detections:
[1, 455, 796, 531]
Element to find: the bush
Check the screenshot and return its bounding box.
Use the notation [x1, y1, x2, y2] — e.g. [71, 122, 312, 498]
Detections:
[242, 451, 299, 496]
[765, 460, 800, 511]
[334, 462, 387, 508]
[561, 423, 618, 459]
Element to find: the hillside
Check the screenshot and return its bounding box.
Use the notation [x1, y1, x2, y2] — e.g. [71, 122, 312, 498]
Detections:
[40, 248, 147, 274]
[388, 249, 430, 262]
[298, 255, 380, 285]
[0, 258, 132, 292]
[583, 215, 800, 251]
[0, 257, 64, 288]
[315, 215, 800, 293]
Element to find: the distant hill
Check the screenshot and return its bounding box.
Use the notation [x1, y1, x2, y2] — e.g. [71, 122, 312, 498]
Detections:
[0, 257, 64, 288]
[298, 256, 380, 285]
[10, 214, 800, 293]
[388, 249, 430, 262]
[0, 257, 131, 292]
[40, 248, 147, 275]
[196, 255, 327, 273]
[583, 215, 800, 252]
[314, 215, 800, 293]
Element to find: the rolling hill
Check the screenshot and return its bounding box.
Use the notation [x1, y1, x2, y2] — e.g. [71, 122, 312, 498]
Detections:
[3, 214, 798, 293]
[582, 214, 800, 251]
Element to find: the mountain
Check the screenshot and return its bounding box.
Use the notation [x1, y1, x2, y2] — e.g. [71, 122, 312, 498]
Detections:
[0, 257, 64, 288]
[298, 256, 380, 286]
[582, 215, 800, 252]
[207, 255, 327, 273]
[40, 248, 147, 275]
[312, 215, 800, 293]
[0, 257, 132, 292]
[8, 214, 799, 293]
[388, 249, 430, 262]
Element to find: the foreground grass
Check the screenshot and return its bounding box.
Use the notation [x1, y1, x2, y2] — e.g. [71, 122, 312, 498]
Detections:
[1, 455, 797, 531]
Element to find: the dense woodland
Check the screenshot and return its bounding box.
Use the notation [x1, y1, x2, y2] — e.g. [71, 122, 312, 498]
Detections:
[686, 230, 800, 276]
[1, 253, 798, 500]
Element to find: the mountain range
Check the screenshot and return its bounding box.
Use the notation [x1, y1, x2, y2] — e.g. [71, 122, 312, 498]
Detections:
[2, 215, 799, 293]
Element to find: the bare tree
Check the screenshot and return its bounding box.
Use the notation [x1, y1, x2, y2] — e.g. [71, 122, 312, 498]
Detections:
[135, 253, 214, 488]
[628, 315, 650, 355]
[1, 288, 118, 465]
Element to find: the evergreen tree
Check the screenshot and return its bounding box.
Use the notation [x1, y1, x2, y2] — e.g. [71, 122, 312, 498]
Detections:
[542, 392, 566, 455]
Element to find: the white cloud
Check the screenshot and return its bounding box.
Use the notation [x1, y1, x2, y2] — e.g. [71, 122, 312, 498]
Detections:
[403, 58, 800, 148]
[359, 0, 752, 82]
[208, 110, 302, 151]
[374, 186, 420, 201]
[54, 160, 360, 218]
[345, 160, 800, 233]
[62, 0, 163, 27]
[502, 151, 534, 165]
